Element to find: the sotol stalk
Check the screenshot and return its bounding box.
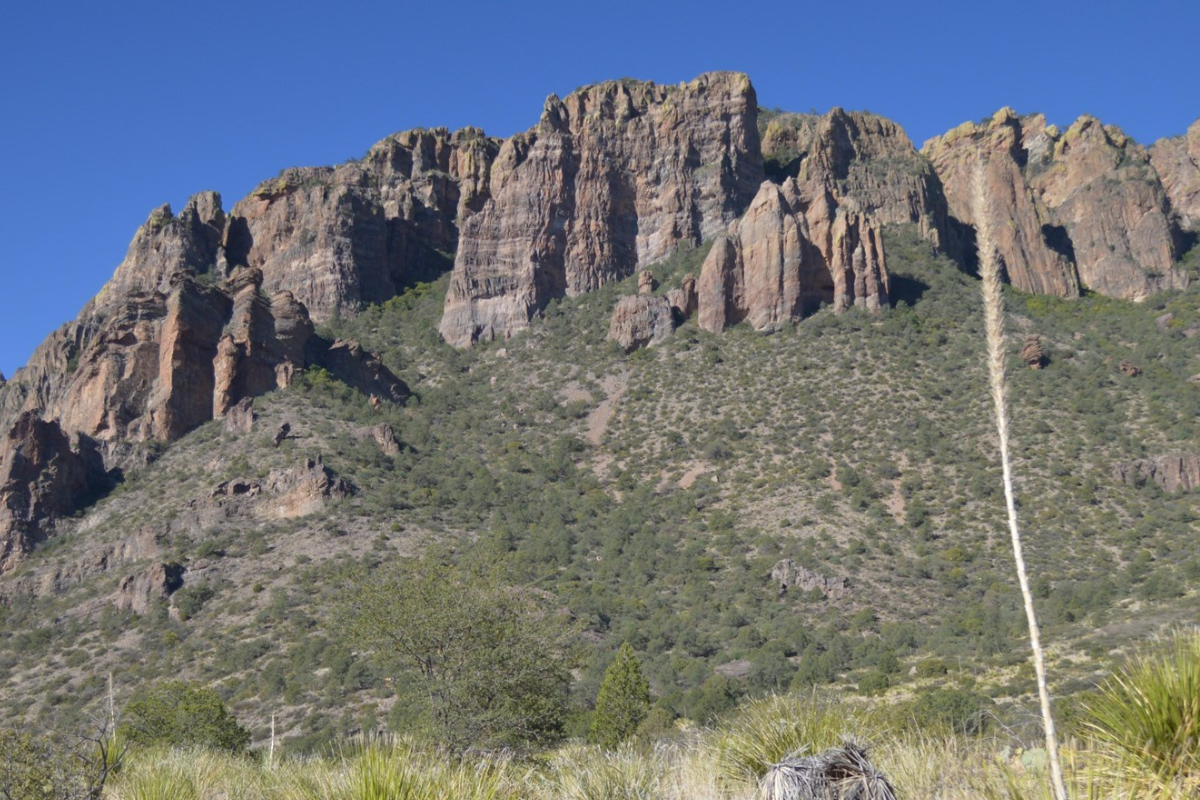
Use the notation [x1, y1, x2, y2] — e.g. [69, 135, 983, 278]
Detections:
[974, 165, 1069, 800]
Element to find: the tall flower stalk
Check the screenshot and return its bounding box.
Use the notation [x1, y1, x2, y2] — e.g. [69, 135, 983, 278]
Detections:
[973, 165, 1069, 800]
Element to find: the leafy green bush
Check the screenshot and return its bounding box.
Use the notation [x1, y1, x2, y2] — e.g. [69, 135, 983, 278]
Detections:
[119, 680, 250, 754]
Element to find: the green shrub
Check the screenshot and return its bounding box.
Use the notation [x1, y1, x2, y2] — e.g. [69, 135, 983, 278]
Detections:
[119, 680, 250, 754]
[711, 692, 872, 787]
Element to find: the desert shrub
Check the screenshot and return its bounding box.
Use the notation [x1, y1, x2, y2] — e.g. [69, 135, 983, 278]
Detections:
[119, 680, 250, 754]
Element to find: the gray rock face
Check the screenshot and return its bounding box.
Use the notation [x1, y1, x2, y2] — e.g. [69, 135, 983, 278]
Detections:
[1112, 455, 1200, 493]
[0, 414, 109, 573]
[1150, 118, 1200, 230]
[229, 128, 499, 323]
[924, 109, 1190, 300]
[439, 72, 764, 347]
[764, 108, 952, 254]
[114, 563, 184, 615]
[770, 558, 848, 599]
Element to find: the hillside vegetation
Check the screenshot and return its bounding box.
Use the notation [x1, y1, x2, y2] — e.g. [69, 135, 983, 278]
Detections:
[2, 225, 1198, 759]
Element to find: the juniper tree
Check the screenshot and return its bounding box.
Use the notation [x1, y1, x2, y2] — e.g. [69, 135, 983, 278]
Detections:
[589, 642, 650, 748]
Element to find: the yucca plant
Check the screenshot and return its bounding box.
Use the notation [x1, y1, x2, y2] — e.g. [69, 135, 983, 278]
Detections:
[709, 692, 872, 788]
[1081, 630, 1200, 784]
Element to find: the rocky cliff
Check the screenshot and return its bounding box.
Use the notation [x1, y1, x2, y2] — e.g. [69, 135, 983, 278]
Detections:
[0, 414, 110, 573]
[228, 127, 498, 322]
[1151, 118, 1200, 230]
[763, 109, 952, 254]
[439, 72, 764, 347]
[923, 109, 1189, 300]
[696, 179, 888, 333]
[0, 194, 410, 565]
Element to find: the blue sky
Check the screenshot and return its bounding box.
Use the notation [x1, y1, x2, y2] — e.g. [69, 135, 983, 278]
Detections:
[1, 0, 1197, 377]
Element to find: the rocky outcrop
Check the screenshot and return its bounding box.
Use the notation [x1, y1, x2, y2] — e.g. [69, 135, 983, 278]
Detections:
[1031, 116, 1185, 299]
[229, 128, 499, 322]
[607, 295, 675, 352]
[770, 558, 848, 599]
[312, 339, 408, 404]
[94, 192, 226, 309]
[3, 195, 408, 450]
[114, 562, 184, 615]
[356, 423, 402, 457]
[1021, 336, 1045, 369]
[764, 109, 952, 253]
[666, 273, 698, 318]
[261, 457, 354, 519]
[923, 110, 1080, 297]
[697, 179, 888, 333]
[1112, 455, 1200, 493]
[1150, 119, 1200, 230]
[439, 72, 764, 347]
[222, 398, 257, 436]
[0, 414, 109, 573]
[924, 109, 1189, 300]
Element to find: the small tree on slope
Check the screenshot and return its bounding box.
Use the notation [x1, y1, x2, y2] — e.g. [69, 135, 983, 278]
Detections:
[589, 642, 650, 748]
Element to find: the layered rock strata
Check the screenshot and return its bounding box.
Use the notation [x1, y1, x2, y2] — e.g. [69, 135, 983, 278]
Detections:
[229, 127, 499, 322]
[439, 72, 764, 346]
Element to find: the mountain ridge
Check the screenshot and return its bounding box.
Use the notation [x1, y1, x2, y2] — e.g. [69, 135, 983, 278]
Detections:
[1, 71, 1198, 746]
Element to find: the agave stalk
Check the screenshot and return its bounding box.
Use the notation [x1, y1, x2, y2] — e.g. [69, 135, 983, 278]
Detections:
[973, 165, 1069, 800]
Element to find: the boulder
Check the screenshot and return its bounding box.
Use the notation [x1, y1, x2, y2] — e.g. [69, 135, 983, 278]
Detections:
[607, 295, 675, 352]
[114, 563, 184, 615]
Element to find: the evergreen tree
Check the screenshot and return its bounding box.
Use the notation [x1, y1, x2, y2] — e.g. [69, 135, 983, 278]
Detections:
[589, 642, 650, 747]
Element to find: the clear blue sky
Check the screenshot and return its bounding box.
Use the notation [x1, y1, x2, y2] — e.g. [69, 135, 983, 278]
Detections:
[1, 0, 1197, 377]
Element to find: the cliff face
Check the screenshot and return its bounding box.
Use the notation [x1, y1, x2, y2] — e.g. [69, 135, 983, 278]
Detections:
[696, 179, 887, 333]
[923, 109, 1189, 300]
[1150, 118, 1200, 230]
[764, 109, 952, 254]
[0, 414, 109, 573]
[438, 72, 764, 347]
[923, 110, 1080, 296]
[0, 195, 410, 563]
[230, 128, 499, 323]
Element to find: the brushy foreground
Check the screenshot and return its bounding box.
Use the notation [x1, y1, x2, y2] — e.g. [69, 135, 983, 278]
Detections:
[104, 686, 1200, 800]
[102, 735, 1198, 800]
